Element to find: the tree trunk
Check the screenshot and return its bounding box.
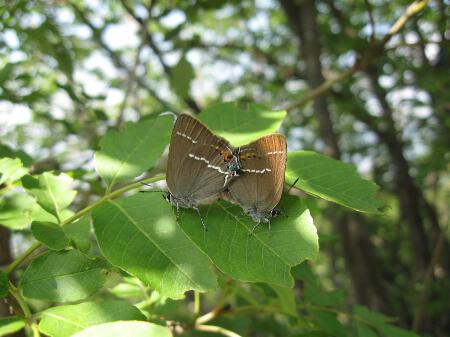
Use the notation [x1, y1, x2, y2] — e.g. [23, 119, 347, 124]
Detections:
[365, 65, 432, 271]
[279, 0, 392, 313]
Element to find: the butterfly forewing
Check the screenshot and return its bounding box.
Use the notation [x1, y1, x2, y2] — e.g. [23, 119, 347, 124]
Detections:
[225, 134, 287, 213]
[167, 114, 232, 205]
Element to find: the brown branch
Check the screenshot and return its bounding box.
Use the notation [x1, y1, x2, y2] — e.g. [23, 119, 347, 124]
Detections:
[120, 0, 201, 113]
[364, 0, 376, 42]
[282, 0, 429, 111]
[71, 4, 180, 115]
[412, 220, 449, 331]
[195, 325, 243, 337]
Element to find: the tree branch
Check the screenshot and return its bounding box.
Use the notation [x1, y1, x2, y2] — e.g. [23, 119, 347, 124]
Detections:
[72, 4, 180, 115]
[282, 0, 429, 111]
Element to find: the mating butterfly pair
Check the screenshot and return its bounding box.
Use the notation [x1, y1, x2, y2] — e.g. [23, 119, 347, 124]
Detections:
[165, 114, 286, 232]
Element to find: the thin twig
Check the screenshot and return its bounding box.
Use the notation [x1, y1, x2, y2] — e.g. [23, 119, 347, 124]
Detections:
[281, 0, 429, 111]
[364, 0, 376, 42]
[412, 218, 449, 331]
[195, 324, 243, 337]
[4, 174, 166, 276]
[193, 291, 201, 318]
[120, 0, 201, 113]
[71, 4, 180, 115]
[116, 41, 145, 128]
[8, 282, 40, 337]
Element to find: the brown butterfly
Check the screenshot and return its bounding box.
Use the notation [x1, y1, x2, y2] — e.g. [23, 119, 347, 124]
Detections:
[221, 134, 287, 232]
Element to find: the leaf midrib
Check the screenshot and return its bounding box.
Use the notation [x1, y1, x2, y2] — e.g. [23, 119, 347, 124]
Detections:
[107, 200, 202, 289]
[216, 203, 291, 267]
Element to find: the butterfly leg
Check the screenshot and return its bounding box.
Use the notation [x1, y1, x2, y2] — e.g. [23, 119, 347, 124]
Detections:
[194, 207, 208, 231]
[249, 221, 262, 235]
[176, 202, 180, 222]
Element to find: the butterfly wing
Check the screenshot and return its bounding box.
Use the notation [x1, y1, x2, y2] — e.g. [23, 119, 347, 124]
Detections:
[167, 114, 232, 205]
[225, 134, 287, 213]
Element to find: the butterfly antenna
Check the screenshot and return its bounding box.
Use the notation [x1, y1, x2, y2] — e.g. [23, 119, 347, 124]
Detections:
[287, 177, 300, 193]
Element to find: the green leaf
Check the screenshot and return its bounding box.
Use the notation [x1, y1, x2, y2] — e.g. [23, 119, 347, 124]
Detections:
[92, 193, 218, 299]
[39, 300, 145, 337]
[0, 157, 28, 185]
[31, 221, 70, 250]
[21, 250, 108, 302]
[94, 115, 172, 190]
[270, 284, 297, 316]
[0, 316, 25, 336]
[72, 321, 172, 337]
[0, 144, 33, 167]
[286, 151, 384, 213]
[180, 195, 318, 287]
[63, 215, 91, 252]
[170, 55, 195, 98]
[21, 172, 77, 220]
[0, 62, 15, 85]
[0, 192, 36, 229]
[354, 306, 394, 325]
[0, 271, 8, 298]
[199, 102, 287, 146]
[376, 324, 421, 337]
[311, 310, 349, 337]
[356, 322, 378, 337]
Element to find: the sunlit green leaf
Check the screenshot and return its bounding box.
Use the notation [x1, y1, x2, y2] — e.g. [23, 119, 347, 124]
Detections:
[0, 192, 36, 229]
[92, 193, 218, 299]
[72, 321, 172, 337]
[286, 151, 384, 213]
[39, 300, 145, 337]
[21, 250, 108, 302]
[94, 115, 172, 190]
[21, 172, 77, 220]
[0, 145, 33, 167]
[0, 316, 25, 336]
[0, 157, 28, 185]
[180, 195, 318, 287]
[199, 102, 286, 146]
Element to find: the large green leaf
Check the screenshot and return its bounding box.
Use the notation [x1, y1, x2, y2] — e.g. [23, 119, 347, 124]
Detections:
[31, 221, 70, 250]
[92, 193, 218, 299]
[170, 55, 194, 99]
[180, 195, 318, 287]
[21, 172, 77, 220]
[39, 300, 145, 337]
[285, 151, 384, 213]
[21, 250, 108, 302]
[198, 102, 287, 146]
[94, 115, 172, 190]
[0, 157, 28, 185]
[72, 321, 172, 337]
[0, 316, 25, 337]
